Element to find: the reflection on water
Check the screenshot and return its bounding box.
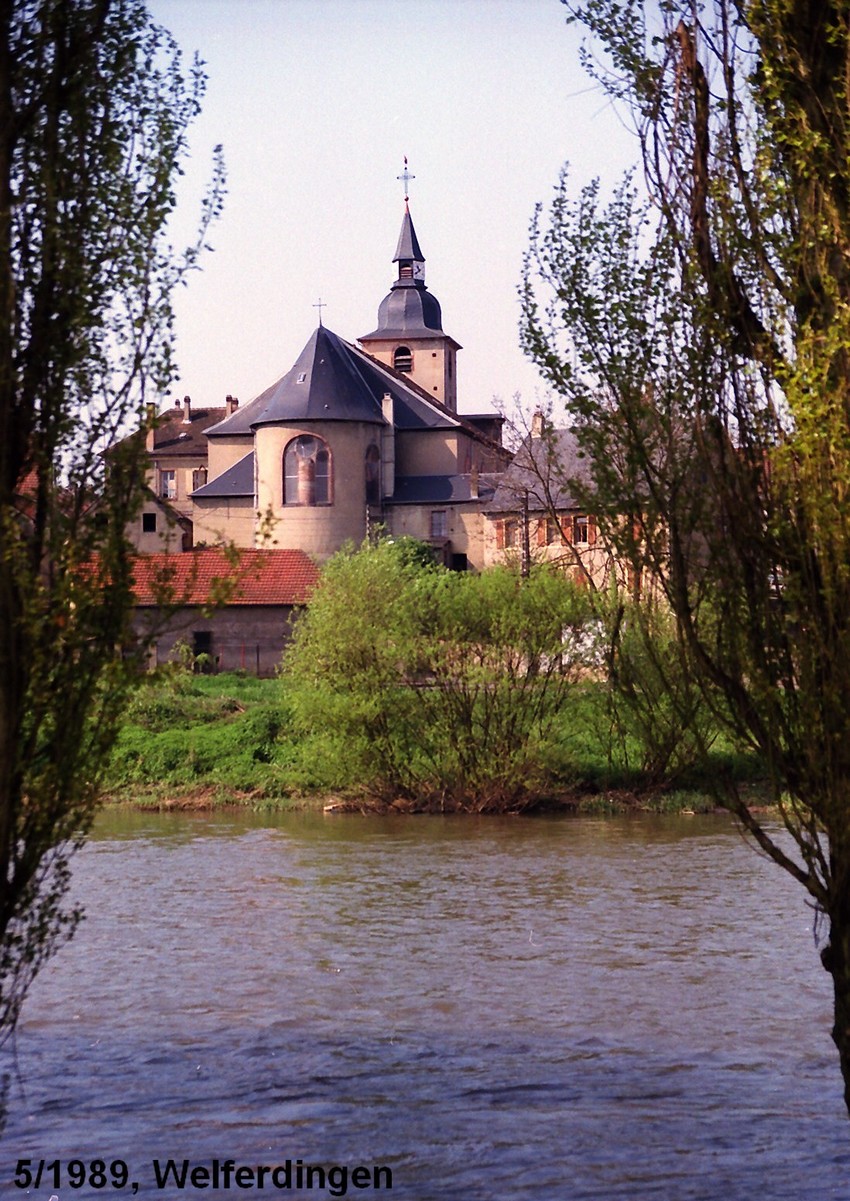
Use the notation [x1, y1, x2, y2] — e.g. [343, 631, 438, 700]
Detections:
[2, 810, 847, 1199]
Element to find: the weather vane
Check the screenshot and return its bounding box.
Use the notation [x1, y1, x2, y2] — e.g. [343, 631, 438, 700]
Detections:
[313, 297, 327, 326]
[397, 155, 415, 202]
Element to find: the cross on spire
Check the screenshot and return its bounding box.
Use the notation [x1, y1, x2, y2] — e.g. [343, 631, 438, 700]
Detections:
[397, 155, 415, 202]
[313, 297, 327, 326]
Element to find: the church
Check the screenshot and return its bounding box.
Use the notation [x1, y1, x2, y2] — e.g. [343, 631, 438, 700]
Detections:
[132, 197, 510, 571]
[127, 191, 608, 671]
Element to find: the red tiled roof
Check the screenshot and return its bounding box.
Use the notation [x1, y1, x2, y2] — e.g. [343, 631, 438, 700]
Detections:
[131, 548, 319, 607]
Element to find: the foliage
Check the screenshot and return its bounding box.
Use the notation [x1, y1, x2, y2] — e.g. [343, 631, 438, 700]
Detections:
[597, 591, 719, 787]
[106, 672, 296, 803]
[522, 0, 850, 1115]
[283, 541, 594, 810]
[0, 1, 223, 1037]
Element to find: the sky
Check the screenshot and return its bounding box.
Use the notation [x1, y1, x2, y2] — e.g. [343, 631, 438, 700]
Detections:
[148, 0, 638, 419]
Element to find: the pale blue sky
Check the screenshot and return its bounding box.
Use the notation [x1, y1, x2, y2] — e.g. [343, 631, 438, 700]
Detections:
[149, 0, 636, 417]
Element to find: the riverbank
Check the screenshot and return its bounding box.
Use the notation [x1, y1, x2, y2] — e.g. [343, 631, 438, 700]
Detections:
[103, 670, 769, 816]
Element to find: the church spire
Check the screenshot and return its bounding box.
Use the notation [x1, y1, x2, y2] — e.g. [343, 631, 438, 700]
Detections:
[393, 207, 426, 282]
[393, 157, 425, 282]
[359, 167, 461, 410]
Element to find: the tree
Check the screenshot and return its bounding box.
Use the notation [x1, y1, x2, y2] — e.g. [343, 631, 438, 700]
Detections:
[284, 540, 592, 811]
[0, 1, 223, 1037]
[521, 0, 850, 1116]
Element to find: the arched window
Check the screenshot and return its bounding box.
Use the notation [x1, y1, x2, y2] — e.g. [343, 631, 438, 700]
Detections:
[393, 345, 413, 373]
[365, 444, 381, 505]
[284, 435, 331, 505]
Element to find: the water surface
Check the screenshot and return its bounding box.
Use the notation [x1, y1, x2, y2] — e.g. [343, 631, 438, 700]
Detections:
[3, 810, 847, 1199]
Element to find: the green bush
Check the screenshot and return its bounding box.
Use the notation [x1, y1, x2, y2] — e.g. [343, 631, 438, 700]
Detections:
[283, 541, 593, 810]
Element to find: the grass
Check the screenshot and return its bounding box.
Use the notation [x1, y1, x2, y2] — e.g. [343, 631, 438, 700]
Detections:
[102, 669, 768, 814]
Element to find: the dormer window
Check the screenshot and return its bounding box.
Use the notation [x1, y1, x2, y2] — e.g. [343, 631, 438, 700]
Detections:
[393, 346, 413, 373]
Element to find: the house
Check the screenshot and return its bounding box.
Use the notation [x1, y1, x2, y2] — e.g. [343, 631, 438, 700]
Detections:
[130, 547, 319, 676]
[483, 417, 617, 586]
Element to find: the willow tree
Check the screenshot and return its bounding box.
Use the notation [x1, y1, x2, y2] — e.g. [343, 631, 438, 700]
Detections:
[522, 0, 850, 1115]
[0, 1, 223, 1036]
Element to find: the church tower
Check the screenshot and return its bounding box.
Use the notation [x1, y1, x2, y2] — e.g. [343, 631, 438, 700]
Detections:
[359, 195, 461, 411]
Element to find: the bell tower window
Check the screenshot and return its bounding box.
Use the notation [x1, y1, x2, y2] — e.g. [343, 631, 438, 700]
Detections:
[393, 346, 413, 373]
[284, 435, 332, 505]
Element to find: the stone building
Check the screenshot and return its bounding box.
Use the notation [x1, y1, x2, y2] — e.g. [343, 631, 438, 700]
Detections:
[133, 199, 510, 571]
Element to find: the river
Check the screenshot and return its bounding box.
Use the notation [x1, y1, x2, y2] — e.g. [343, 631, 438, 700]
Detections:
[1, 809, 847, 1199]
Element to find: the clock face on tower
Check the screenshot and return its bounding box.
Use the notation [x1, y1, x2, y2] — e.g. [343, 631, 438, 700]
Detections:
[413, 262, 425, 280]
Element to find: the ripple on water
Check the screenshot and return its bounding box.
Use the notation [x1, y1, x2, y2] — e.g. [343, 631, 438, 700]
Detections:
[2, 812, 847, 1200]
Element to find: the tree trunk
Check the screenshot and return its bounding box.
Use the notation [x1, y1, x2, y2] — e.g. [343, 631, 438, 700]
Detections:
[823, 853, 850, 1116]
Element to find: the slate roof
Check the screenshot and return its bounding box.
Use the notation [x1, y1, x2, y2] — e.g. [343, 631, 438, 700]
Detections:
[131, 548, 319, 607]
[394, 206, 425, 263]
[359, 284, 446, 341]
[389, 473, 500, 505]
[486, 429, 592, 514]
[149, 404, 228, 455]
[360, 204, 458, 342]
[192, 452, 254, 499]
[206, 325, 465, 438]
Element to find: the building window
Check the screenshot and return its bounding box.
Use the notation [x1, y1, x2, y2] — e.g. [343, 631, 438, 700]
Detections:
[159, 468, 176, 499]
[192, 467, 208, 491]
[393, 345, 413, 373]
[284, 434, 331, 505]
[142, 512, 157, 533]
[504, 518, 519, 548]
[540, 517, 559, 546]
[365, 444, 381, 505]
[573, 515, 590, 544]
[430, 510, 448, 539]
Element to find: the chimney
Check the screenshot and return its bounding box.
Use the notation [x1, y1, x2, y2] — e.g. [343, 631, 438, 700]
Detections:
[182, 395, 192, 423]
[144, 404, 156, 452]
[225, 394, 239, 416]
[381, 392, 395, 499]
[469, 461, 479, 500]
[531, 410, 545, 437]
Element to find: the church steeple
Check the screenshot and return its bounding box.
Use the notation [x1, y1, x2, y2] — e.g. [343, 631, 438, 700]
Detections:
[359, 161, 461, 410]
[393, 204, 426, 284]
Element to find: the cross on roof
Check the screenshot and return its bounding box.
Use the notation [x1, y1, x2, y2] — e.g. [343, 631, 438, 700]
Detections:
[397, 155, 415, 201]
[313, 297, 327, 326]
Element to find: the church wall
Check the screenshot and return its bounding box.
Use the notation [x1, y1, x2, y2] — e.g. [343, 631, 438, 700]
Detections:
[363, 335, 457, 408]
[127, 505, 190, 554]
[255, 420, 382, 559]
[394, 429, 466, 477]
[192, 498, 257, 548]
[387, 501, 486, 571]
[146, 452, 209, 518]
[207, 434, 254, 479]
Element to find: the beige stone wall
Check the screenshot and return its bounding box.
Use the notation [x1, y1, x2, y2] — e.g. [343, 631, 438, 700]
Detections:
[191, 498, 257, 548]
[482, 512, 622, 587]
[145, 453, 209, 518]
[207, 435, 253, 479]
[127, 504, 189, 554]
[254, 420, 383, 559]
[395, 429, 472, 477]
[361, 335, 457, 409]
[386, 501, 486, 570]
